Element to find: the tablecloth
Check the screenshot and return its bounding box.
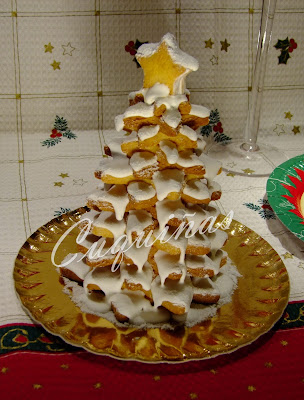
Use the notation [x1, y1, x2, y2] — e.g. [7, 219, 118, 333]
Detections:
[1, 1, 304, 399]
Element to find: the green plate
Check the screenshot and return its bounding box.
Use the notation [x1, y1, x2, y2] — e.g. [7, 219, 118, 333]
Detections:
[267, 154, 304, 241]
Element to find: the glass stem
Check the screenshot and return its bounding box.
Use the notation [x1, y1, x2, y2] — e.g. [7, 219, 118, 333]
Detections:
[242, 0, 277, 152]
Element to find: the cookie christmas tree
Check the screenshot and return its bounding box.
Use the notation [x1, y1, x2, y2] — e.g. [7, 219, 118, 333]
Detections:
[60, 33, 239, 327]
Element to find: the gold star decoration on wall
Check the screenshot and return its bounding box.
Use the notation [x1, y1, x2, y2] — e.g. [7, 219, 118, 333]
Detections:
[205, 38, 214, 49]
[284, 111, 293, 120]
[51, 60, 61, 70]
[44, 42, 54, 53]
[59, 173, 69, 178]
[54, 182, 63, 187]
[62, 42, 75, 56]
[273, 124, 285, 136]
[292, 125, 300, 134]
[210, 55, 218, 65]
[220, 39, 230, 52]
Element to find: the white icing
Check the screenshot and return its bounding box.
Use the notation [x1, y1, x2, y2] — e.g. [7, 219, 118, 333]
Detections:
[188, 232, 211, 251]
[94, 211, 126, 241]
[154, 251, 186, 286]
[155, 94, 187, 110]
[186, 254, 219, 276]
[155, 198, 186, 232]
[198, 153, 222, 182]
[84, 266, 123, 295]
[127, 181, 156, 201]
[183, 179, 210, 200]
[177, 150, 204, 168]
[110, 291, 151, 319]
[151, 275, 193, 313]
[106, 130, 127, 155]
[162, 108, 181, 128]
[190, 104, 210, 118]
[80, 209, 100, 224]
[126, 210, 153, 244]
[101, 155, 133, 179]
[124, 243, 151, 272]
[185, 203, 219, 234]
[138, 125, 159, 141]
[154, 226, 188, 264]
[159, 140, 179, 164]
[122, 131, 138, 144]
[207, 230, 228, 256]
[130, 151, 157, 172]
[179, 125, 197, 141]
[86, 238, 114, 262]
[153, 169, 184, 201]
[144, 83, 170, 105]
[59, 253, 91, 280]
[114, 115, 124, 132]
[120, 263, 153, 291]
[195, 137, 207, 155]
[192, 276, 220, 296]
[88, 185, 129, 221]
[124, 102, 154, 119]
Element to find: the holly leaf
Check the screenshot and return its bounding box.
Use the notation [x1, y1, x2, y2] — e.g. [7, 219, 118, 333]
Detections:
[274, 37, 290, 50]
[209, 109, 220, 125]
[200, 124, 212, 137]
[135, 39, 148, 50]
[41, 137, 61, 148]
[244, 202, 260, 212]
[62, 130, 77, 139]
[278, 49, 290, 65]
[214, 132, 232, 143]
[54, 115, 68, 132]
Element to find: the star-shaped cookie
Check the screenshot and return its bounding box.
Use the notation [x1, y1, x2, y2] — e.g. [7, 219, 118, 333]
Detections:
[136, 33, 198, 95]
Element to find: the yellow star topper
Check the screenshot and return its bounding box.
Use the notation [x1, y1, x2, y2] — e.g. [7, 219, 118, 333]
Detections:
[136, 33, 198, 95]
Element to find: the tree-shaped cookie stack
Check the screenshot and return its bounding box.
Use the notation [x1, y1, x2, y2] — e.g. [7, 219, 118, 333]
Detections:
[60, 33, 239, 327]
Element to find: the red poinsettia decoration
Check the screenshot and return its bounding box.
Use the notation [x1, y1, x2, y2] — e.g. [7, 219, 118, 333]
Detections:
[213, 122, 223, 134]
[281, 167, 304, 224]
[50, 129, 62, 138]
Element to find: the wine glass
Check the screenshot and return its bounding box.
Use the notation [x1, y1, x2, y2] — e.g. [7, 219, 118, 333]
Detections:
[206, 0, 287, 177]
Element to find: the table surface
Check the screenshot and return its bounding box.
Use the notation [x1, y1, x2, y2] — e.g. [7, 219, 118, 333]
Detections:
[1, 129, 303, 399]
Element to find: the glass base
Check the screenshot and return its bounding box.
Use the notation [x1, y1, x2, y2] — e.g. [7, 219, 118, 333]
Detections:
[206, 139, 288, 177]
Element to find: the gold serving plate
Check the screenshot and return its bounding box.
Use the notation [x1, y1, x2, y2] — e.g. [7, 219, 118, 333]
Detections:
[14, 208, 289, 363]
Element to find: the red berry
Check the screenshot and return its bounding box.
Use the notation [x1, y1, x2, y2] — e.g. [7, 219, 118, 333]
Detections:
[125, 45, 130, 52]
[56, 132, 62, 137]
[219, 128, 223, 133]
[52, 129, 58, 135]
[50, 133, 56, 138]
[213, 126, 219, 132]
[290, 38, 295, 44]
[289, 47, 293, 53]
[128, 41, 134, 47]
[130, 49, 136, 56]
[293, 42, 297, 49]
[218, 122, 222, 127]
